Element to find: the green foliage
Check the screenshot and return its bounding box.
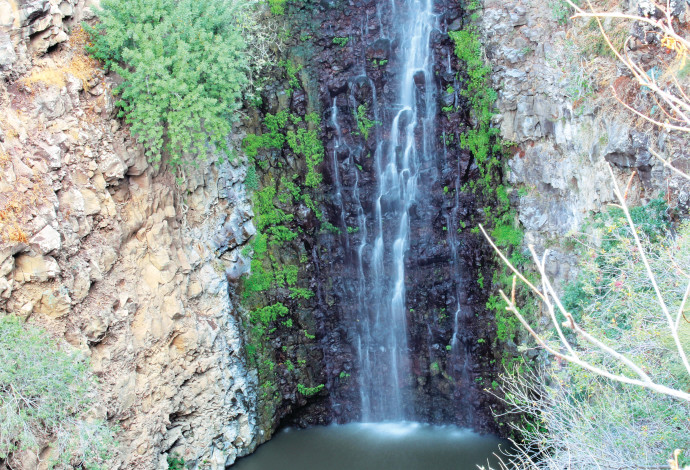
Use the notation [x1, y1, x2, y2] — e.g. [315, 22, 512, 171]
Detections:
[549, 0, 580, 25]
[250, 303, 289, 326]
[286, 128, 324, 188]
[243, 110, 324, 189]
[339, 371, 351, 379]
[321, 221, 341, 234]
[280, 60, 303, 95]
[167, 454, 186, 470]
[289, 287, 315, 299]
[449, 22, 536, 350]
[491, 223, 524, 249]
[268, 0, 286, 15]
[241, 108, 326, 423]
[505, 216, 690, 468]
[297, 383, 325, 396]
[87, 0, 250, 167]
[449, 30, 497, 138]
[245, 165, 259, 190]
[254, 186, 293, 231]
[332, 37, 349, 47]
[562, 199, 672, 334]
[0, 316, 116, 467]
[355, 104, 378, 140]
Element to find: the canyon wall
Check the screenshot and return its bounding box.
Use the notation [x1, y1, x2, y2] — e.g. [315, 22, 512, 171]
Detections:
[1, 1, 260, 468]
[482, 0, 690, 285]
[3, 0, 688, 467]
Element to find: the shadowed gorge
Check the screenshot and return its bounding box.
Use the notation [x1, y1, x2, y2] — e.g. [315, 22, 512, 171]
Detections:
[2, 0, 689, 467]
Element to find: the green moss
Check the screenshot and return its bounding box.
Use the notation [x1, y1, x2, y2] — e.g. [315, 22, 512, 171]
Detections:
[289, 287, 315, 299]
[450, 20, 536, 352]
[286, 128, 324, 188]
[268, 0, 286, 15]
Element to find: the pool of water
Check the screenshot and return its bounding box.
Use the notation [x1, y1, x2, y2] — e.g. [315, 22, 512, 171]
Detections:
[231, 422, 509, 470]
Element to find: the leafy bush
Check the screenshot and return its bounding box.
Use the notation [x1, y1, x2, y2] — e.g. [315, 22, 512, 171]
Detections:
[500, 207, 690, 468]
[87, 0, 251, 167]
[267, 0, 286, 15]
[0, 315, 115, 467]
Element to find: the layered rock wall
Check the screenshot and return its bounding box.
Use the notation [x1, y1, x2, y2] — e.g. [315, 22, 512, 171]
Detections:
[482, 0, 690, 283]
[0, 1, 261, 468]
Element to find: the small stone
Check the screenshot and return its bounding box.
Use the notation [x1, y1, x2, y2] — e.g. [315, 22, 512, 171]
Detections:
[30, 224, 61, 254]
[37, 289, 71, 318]
[99, 152, 127, 182]
[37, 141, 62, 169]
[14, 254, 60, 282]
[80, 188, 101, 215]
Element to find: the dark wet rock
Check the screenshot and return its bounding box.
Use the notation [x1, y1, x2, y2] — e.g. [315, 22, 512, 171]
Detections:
[366, 38, 391, 60]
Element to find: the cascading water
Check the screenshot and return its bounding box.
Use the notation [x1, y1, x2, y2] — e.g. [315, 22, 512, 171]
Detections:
[353, 0, 438, 422]
[320, 0, 501, 429]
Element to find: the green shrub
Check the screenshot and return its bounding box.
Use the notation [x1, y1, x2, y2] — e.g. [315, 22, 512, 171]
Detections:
[355, 104, 377, 140]
[87, 0, 250, 167]
[501, 209, 690, 469]
[167, 454, 186, 470]
[0, 316, 116, 467]
[286, 128, 324, 188]
[268, 0, 286, 15]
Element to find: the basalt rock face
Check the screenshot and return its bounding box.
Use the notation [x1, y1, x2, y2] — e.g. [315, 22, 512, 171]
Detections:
[298, 0, 502, 432]
[0, 2, 260, 469]
[481, 0, 690, 288]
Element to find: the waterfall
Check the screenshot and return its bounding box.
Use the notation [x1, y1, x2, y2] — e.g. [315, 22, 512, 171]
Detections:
[353, 0, 438, 422]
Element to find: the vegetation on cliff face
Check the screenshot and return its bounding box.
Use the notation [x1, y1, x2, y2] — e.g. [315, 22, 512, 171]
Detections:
[479, 0, 690, 465]
[450, 7, 535, 372]
[241, 106, 326, 424]
[0, 316, 115, 468]
[495, 200, 690, 468]
[86, 0, 253, 167]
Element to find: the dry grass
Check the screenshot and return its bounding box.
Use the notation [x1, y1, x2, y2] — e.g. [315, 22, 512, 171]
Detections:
[564, 0, 690, 136]
[0, 173, 48, 244]
[21, 26, 99, 91]
[6, 223, 28, 243]
[0, 146, 9, 167]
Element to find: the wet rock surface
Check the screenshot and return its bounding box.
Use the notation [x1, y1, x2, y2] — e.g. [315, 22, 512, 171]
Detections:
[297, 0, 503, 433]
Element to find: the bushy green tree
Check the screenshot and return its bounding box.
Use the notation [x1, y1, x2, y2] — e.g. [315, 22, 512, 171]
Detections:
[86, 0, 250, 167]
[0, 316, 115, 468]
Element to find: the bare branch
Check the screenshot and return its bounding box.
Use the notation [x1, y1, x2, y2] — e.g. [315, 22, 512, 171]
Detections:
[649, 148, 690, 181]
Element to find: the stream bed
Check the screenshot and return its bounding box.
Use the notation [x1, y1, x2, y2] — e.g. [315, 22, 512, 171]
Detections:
[231, 422, 508, 469]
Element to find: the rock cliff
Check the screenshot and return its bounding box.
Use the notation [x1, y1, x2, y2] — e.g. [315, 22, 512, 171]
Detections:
[1, 1, 260, 468]
[482, 0, 690, 285]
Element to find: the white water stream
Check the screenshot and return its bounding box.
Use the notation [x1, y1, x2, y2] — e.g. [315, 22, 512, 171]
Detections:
[354, 0, 438, 421]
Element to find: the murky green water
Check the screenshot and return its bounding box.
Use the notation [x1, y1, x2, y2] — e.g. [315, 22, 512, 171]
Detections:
[231, 422, 509, 469]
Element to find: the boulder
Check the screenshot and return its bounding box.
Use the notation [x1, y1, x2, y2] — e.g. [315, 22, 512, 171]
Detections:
[30, 224, 61, 254]
[14, 254, 60, 282]
[99, 152, 127, 182]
